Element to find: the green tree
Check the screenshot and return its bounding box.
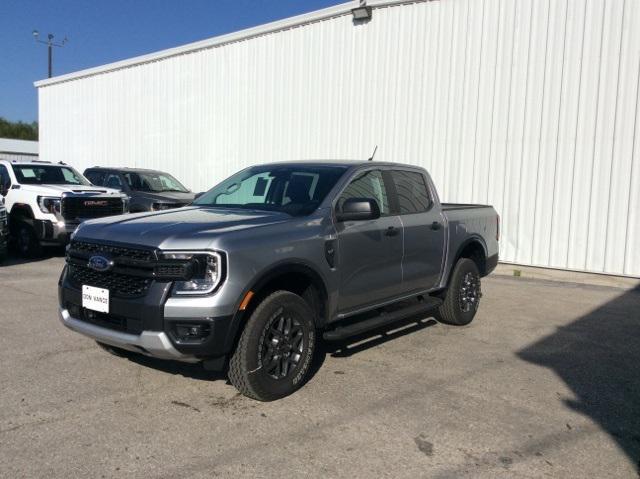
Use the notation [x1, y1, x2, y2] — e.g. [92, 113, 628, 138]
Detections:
[0, 117, 39, 141]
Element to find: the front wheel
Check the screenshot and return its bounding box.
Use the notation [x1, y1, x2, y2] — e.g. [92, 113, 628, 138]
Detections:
[228, 291, 316, 401]
[15, 223, 42, 258]
[437, 258, 482, 326]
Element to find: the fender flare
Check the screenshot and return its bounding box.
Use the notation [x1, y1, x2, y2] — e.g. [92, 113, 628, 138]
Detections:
[8, 203, 37, 231]
[444, 235, 489, 286]
[222, 260, 330, 353]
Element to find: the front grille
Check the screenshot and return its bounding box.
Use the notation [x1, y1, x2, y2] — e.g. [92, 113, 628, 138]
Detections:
[0, 209, 7, 232]
[62, 196, 124, 221]
[69, 264, 152, 298]
[66, 241, 193, 298]
[156, 264, 189, 277]
[70, 240, 154, 262]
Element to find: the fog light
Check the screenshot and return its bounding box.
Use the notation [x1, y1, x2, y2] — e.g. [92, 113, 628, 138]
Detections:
[174, 323, 211, 342]
[68, 303, 81, 317]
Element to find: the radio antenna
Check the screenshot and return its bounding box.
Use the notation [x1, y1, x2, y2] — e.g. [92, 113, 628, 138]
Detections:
[367, 145, 378, 161]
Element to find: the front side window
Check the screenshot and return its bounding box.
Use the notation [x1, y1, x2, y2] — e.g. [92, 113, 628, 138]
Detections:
[12, 165, 90, 186]
[104, 173, 124, 190]
[337, 170, 390, 216]
[85, 170, 106, 186]
[390, 170, 431, 214]
[123, 171, 189, 193]
[194, 165, 347, 217]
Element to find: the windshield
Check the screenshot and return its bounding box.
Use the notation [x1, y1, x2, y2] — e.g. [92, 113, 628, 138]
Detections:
[194, 165, 348, 216]
[13, 165, 91, 186]
[123, 171, 189, 193]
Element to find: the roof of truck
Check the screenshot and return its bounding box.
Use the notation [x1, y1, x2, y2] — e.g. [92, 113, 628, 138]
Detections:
[0, 159, 69, 167]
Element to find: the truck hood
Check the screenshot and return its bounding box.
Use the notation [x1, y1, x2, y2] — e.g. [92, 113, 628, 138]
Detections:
[75, 206, 292, 250]
[132, 190, 196, 204]
[20, 184, 122, 197]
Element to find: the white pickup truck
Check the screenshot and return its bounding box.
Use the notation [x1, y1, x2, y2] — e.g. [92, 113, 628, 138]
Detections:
[0, 160, 128, 257]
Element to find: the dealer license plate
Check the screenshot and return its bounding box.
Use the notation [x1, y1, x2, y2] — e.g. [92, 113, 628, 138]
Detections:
[82, 285, 110, 313]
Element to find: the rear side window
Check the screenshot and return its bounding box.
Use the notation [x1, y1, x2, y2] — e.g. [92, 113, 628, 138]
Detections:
[390, 170, 431, 214]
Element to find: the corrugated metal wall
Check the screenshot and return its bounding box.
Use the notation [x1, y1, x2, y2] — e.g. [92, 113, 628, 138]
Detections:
[38, 0, 640, 276]
[0, 153, 38, 161]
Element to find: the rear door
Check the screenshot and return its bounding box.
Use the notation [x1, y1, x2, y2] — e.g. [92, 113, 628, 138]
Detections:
[335, 169, 404, 313]
[389, 169, 445, 291]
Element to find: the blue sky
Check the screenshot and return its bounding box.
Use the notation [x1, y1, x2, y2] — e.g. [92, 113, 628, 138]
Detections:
[0, 0, 345, 123]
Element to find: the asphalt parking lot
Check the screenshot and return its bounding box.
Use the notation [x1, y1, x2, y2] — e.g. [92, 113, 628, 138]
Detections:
[1, 254, 638, 478]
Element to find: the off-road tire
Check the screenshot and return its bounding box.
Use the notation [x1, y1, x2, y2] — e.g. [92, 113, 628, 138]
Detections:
[15, 223, 42, 258]
[437, 258, 482, 326]
[228, 290, 316, 401]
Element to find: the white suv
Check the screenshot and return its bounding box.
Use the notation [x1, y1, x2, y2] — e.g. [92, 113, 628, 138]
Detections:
[0, 159, 128, 257]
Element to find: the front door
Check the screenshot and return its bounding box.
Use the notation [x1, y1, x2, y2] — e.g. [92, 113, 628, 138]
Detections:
[335, 169, 404, 313]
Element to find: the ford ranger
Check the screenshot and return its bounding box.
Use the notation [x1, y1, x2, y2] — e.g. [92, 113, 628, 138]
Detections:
[58, 161, 499, 401]
[0, 160, 129, 257]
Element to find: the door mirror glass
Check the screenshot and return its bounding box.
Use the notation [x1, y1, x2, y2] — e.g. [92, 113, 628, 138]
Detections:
[336, 197, 380, 222]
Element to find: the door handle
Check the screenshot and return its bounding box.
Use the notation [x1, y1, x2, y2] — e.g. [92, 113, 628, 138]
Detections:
[385, 226, 399, 237]
[431, 221, 442, 231]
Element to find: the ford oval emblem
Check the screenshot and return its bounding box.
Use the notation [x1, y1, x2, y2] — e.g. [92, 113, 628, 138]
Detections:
[87, 255, 113, 272]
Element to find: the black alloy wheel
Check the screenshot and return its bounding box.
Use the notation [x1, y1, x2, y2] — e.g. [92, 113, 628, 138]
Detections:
[229, 290, 316, 401]
[437, 258, 482, 326]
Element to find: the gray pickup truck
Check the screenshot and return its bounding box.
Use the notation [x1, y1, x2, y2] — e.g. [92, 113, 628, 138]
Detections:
[58, 161, 499, 400]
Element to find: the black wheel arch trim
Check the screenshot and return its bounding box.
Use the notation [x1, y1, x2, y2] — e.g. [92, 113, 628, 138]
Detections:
[445, 235, 489, 286]
[222, 260, 330, 354]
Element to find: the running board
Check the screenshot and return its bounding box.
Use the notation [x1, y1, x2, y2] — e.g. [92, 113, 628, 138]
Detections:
[323, 297, 442, 341]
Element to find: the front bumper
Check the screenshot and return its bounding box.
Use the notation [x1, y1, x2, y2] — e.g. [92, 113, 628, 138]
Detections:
[58, 265, 236, 362]
[34, 219, 78, 245]
[59, 307, 199, 362]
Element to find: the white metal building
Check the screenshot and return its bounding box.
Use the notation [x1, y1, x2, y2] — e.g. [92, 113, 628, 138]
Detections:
[35, 0, 640, 277]
[0, 138, 39, 161]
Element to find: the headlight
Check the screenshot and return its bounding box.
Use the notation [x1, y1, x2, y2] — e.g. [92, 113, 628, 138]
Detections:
[160, 251, 223, 295]
[38, 196, 61, 215]
[152, 202, 172, 211]
[122, 196, 130, 213]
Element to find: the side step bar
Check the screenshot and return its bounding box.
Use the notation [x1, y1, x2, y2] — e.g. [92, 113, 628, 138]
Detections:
[323, 296, 443, 341]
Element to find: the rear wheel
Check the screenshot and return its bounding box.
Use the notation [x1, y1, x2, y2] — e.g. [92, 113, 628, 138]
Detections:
[228, 291, 316, 401]
[15, 223, 42, 258]
[438, 258, 482, 326]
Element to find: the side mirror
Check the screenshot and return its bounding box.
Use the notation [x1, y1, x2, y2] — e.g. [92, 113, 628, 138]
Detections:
[336, 197, 380, 222]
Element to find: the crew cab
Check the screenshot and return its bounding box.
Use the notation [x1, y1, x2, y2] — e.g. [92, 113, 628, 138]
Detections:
[58, 161, 499, 401]
[84, 167, 195, 212]
[0, 160, 128, 257]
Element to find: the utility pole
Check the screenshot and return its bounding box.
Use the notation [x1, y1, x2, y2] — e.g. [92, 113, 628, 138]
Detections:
[33, 31, 68, 78]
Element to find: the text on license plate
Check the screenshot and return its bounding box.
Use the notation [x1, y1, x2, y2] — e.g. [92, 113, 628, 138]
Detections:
[82, 285, 109, 313]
